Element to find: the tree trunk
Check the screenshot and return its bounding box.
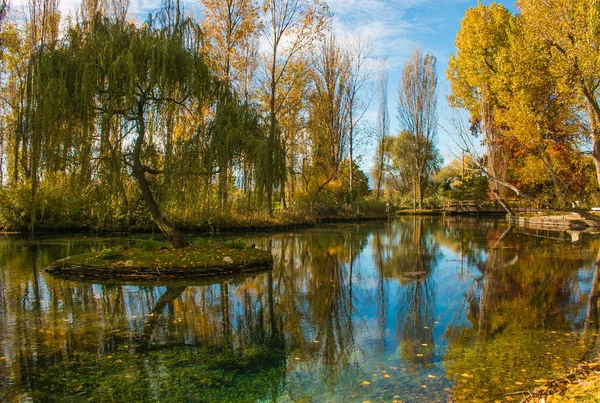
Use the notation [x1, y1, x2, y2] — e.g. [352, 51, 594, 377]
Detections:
[418, 174, 424, 210]
[412, 178, 416, 211]
[584, 97, 600, 188]
[349, 117, 354, 203]
[218, 159, 229, 211]
[133, 103, 187, 249]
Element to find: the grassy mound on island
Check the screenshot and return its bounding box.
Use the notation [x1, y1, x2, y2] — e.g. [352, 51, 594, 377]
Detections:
[46, 239, 273, 281]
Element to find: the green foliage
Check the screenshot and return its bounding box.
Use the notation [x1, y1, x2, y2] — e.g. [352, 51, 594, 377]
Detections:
[434, 157, 489, 202]
[98, 248, 119, 259]
[135, 239, 164, 251]
[223, 239, 245, 249]
[331, 160, 370, 203]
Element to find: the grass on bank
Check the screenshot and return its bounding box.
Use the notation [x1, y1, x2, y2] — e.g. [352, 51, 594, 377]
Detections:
[47, 238, 272, 280]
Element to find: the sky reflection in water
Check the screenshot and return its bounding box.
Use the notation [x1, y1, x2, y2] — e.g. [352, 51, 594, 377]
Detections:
[0, 217, 598, 402]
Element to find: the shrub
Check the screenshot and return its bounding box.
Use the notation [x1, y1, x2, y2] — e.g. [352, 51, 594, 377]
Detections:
[135, 239, 163, 251]
[223, 239, 245, 249]
[98, 248, 119, 259]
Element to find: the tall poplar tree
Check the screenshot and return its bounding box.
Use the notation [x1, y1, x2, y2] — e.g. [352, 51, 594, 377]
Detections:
[374, 58, 389, 201]
[447, 2, 513, 200]
[397, 49, 441, 210]
[201, 0, 260, 210]
[259, 0, 329, 214]
[307, 32, 350, 197]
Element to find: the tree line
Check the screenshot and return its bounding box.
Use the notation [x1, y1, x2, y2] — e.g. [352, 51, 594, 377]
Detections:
[0, 0, 395, 242]
[9, 0, 588, 244]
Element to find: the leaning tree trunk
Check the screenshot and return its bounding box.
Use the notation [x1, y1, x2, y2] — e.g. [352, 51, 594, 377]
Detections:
[133, 103, 187, 249]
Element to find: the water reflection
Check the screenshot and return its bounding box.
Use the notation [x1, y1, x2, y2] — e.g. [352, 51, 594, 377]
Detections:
[1, 218, 600, 402]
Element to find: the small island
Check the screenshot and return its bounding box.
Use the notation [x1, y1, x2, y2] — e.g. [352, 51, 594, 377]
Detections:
[46, 240, 273, 281]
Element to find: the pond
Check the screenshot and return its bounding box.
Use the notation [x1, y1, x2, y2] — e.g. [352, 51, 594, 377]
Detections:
[0, 217, 599, 402]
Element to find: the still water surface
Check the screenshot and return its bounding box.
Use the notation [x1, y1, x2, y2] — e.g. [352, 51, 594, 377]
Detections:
[1, 217, 599, 402]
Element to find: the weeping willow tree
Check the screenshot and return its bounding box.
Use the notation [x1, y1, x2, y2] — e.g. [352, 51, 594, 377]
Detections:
[30, 2, 211, 247]
[25, 0, 281, 247]
[0, 0, 293, 236]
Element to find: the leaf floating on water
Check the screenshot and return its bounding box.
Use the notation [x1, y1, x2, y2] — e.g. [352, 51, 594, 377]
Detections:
[416, 354, 424, 357]
[420, 385, 427, 389]
[515, 381, 523, 385]
[428, 375, 436, 379]
[534, 379, 549, 383]
[362, 381, 370, 386]
[421, 344, 428, 346]
[461, 373, 472, 378]
[383, 374, 391, 379]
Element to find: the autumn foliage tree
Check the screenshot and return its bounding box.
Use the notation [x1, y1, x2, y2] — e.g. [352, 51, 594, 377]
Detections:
[447, 1, 594, 208]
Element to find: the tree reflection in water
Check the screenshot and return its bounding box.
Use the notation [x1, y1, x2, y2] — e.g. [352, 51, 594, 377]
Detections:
[1, 222, 600, 402]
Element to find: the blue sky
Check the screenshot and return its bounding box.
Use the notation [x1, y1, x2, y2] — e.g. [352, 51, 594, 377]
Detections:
[325, 0, 519, 166]
[10, 0, 519, 167]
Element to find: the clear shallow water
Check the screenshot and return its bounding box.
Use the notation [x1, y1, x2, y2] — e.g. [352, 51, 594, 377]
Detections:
[1, 217, 599, 402]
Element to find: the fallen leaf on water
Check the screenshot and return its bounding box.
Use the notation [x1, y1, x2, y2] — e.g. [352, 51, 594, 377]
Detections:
[362, 381, 370, 386]
[416, 354, 424, 357]
[428, 375, 436, 379]
[383, 374, 391, 379]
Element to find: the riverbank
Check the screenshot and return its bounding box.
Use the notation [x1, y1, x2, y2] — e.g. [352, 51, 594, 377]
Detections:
[522, 361, 600, 402]
[510, 212, 600, 231]
[0, 202, 390, 234]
